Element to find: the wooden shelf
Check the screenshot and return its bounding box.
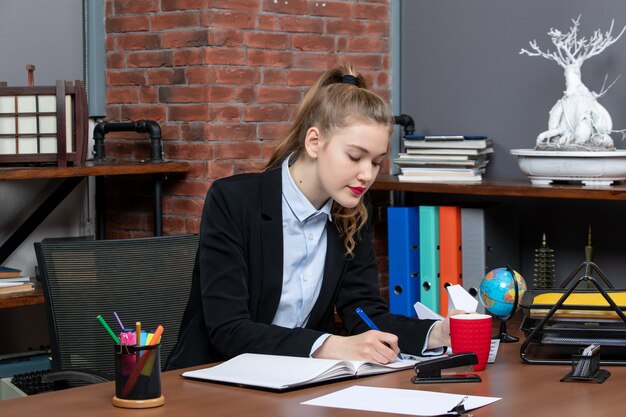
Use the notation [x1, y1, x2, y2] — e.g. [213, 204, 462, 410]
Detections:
[371, 174, 626, 201]
[0, 281, 44, 309]
[0, 160, 190, 181]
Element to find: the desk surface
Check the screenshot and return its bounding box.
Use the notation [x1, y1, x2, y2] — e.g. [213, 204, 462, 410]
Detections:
[2, 340, 624, 417]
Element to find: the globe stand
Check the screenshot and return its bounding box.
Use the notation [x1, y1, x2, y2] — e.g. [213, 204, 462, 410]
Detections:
[492, 266, 520, 343]
[493, 319, 519, 343]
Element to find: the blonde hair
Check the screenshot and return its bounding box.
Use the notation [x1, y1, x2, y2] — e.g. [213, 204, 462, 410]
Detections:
[266, 65, 393, 256]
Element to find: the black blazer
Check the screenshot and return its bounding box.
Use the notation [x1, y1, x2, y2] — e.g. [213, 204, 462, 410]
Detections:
[166, 168, 435, 370]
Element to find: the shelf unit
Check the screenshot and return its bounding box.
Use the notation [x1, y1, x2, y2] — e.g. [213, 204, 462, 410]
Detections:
[371, 174, 626, 298]
[371, 175, 626, 201]
[0, 282, 44, 309]
[0, 160, 190, 309]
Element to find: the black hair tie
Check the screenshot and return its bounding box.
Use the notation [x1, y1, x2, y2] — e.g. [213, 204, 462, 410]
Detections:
[340, 74, 359, 86]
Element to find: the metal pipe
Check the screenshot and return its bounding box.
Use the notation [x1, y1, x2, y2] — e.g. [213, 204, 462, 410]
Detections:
[393, 114, 415, 136]
[153, 176, 163, 236]
[92, 120, 163, 161]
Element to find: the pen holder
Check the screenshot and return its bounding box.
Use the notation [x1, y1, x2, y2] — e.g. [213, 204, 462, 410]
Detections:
[560, 348, 610, 383]
[112, 344, 165, 408]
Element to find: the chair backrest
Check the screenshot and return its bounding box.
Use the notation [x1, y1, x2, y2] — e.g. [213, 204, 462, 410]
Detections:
[35, 234, 198, 378]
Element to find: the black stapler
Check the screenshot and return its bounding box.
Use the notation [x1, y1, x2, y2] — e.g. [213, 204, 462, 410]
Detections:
[411, 352, 482, 384]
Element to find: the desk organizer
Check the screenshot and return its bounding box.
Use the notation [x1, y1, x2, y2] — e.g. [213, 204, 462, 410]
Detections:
[519, 260, 626, 365]
[0, 80, 88, 167]
[561, 348, 611, 383]
[112, 344, 164, 409]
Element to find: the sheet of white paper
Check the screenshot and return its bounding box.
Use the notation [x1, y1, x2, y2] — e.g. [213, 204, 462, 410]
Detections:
[488, 339, 500, 363]
[447, 284, 478, 312]
[302, 385, 501, 416]
[413, 301, 444, 320]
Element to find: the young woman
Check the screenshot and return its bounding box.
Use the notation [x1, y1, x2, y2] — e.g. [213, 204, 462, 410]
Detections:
[166, 65, 453, 370]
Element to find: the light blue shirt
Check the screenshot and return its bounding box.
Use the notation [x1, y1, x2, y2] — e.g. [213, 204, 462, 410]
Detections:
[272, 156, 333, 330]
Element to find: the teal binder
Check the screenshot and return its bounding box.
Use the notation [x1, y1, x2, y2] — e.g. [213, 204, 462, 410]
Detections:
[387, 207, 420, 316]
[419, 206, 440, 312]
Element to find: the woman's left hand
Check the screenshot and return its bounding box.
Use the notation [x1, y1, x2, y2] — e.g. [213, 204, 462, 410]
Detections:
[426, 309, 466, 349]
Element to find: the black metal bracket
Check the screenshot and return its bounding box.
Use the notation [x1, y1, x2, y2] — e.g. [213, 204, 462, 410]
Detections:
[390, 114, 416, 205]
[0, 177, 83, 264]
[92, 120, 163, 162]
[393, 114, 415, 137]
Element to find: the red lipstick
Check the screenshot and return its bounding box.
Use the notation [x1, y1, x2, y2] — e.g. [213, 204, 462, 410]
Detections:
[348, 186, 366, 196]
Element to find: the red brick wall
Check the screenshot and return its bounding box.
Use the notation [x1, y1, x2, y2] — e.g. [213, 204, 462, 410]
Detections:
[103, 0, 391, 239]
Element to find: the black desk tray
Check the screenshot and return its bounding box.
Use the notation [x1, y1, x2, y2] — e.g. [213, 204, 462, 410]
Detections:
[519, 261, 626, 365]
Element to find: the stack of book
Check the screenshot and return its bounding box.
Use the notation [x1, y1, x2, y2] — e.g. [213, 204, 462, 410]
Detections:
[394, 135, 493, 182]
[0, 266, 34, 295]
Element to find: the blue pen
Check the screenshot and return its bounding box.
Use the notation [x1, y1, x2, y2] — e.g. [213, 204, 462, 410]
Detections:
[355, 307, 404, 360]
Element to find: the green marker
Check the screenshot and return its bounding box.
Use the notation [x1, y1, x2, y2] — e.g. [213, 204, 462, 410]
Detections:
[97, 314, 121, 344]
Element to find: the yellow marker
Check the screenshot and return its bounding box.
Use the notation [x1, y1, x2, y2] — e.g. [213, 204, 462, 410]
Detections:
[135, 321, 141, 361]
[135, 321, 141, 347]
[141, 326, 163, 377]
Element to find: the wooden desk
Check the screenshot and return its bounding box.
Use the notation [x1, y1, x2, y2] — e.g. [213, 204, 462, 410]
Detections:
[0, 160, 189, 309]
[2, 340, 624, 417]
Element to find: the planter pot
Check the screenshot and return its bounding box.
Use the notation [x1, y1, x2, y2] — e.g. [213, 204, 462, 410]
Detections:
[510, 149, 626, 186]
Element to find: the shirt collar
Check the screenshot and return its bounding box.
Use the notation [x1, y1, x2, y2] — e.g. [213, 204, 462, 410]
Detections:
[282, 155, 333, 223]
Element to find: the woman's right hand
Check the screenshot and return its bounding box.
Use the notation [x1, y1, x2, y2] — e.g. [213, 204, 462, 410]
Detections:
[312, 330, 401, 364]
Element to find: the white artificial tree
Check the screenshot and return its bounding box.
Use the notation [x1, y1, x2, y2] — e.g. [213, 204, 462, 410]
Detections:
[520, 16, 626, 150]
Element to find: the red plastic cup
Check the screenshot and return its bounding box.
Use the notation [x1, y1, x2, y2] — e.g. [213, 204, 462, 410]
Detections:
[450, 313, 492, 371]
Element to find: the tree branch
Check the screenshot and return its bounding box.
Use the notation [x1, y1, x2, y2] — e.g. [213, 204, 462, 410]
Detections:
[521, 16, 626, 70]
[520, 39, 567, 67]
[577, 20, 626, 61]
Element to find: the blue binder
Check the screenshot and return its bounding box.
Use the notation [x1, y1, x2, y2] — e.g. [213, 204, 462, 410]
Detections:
[387, 207, 420, 316]
[419, 206, 440, 312]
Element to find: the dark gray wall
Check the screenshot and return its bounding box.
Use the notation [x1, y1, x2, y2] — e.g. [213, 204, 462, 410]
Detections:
[400, 1, 626, 179]
[0, 0, 84, 358]
[399, 2, 626, 287]
[0, 0, 83, 86]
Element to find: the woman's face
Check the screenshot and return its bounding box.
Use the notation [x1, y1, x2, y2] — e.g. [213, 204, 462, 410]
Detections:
[316, 121, 389, 208]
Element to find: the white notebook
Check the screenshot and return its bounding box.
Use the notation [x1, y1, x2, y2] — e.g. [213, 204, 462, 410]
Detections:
[182, 353, 416, 391]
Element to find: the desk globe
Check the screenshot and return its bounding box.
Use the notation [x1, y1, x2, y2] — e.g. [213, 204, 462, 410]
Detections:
[479, 267, 527, 342]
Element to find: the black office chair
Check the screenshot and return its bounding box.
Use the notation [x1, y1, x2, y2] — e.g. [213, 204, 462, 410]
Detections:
[34, 234, 199, 387]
